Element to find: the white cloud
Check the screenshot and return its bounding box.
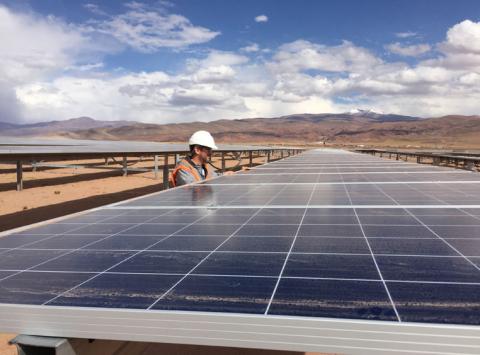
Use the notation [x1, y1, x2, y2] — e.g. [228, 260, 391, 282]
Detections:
[386, 42, 431, 57]
[423, 20, 480, 71]
[85, 3, 220, 52]
[269, 40, 381, 73]
[83, 3, 107, 16]
[439, 19, 480, 55]
[65, 62, 105, 72]
[16, 49, 253, 123]
[241, 43, 260, 52]
[0, 6, 101, 82]
[193, 66, 236, 83]
[395, 31, 417, 38]
[4, 6, 480, 125]
[240, 43, 270, 53]
[254, 15, 268, 23]
[0, 5, 112, 123]
[186, 50, 249, 71]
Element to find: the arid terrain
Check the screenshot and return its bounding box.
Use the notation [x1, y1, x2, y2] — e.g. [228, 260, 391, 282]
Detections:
[2, 111, 480, 149]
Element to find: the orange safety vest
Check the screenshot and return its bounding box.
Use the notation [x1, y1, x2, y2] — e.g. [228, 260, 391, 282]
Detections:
[169, 158, 213, 187]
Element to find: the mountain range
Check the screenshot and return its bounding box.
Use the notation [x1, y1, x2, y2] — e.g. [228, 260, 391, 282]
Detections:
[1, 111, 479, 148]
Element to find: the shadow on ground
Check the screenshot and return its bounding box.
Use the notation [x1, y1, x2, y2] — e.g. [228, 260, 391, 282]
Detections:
[0, 184, 165, 232]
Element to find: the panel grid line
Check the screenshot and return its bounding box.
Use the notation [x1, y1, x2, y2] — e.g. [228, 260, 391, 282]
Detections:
[0, 210, 132, 258]
[0, 209, 176, 284]
[368, 182, 480, 274]
[3, 270, 480, 286]
[264, 174, 320, 314]
[145, 176, 301, 310]
[42, 182, 269, 306]
[338, 169, 402, 322]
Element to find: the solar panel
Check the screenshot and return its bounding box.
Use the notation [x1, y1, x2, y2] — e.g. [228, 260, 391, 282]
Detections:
[0, 149, 479, 354]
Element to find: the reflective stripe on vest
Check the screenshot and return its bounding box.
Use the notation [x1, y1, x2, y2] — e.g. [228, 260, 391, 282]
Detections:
[169, 158, 211, 187]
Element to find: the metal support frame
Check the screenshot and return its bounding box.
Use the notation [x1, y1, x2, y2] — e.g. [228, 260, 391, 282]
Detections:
[357, 148, 480, 173]
[154, 155, 159, 180]
[10, 335, 76, 355]
[466, 161, 476, 171]
[162, 154, 169, 189]
[2, 305, 479, 355]
[122, 156, 127, 176]
[16, 160, 23, 191]
[221, 152, 226, 173]
[6, 148, 305, 191]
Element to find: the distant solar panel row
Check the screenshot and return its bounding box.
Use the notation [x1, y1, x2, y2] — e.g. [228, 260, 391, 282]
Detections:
[0, 149, 479, 354]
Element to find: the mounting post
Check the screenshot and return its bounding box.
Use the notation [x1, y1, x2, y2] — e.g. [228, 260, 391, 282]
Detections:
[16, 160, 23, 191]
[154, 155, 159, 180]
[221, 152, 226, 173]
[163, 154, 169, 189]
[122, 156, 127, 176]
[249, 151, 253, 167]
[466, 160, 475, 171]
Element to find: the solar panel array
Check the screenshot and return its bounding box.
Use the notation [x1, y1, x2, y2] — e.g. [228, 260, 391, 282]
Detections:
[0, 137, 281, 155]
[1, 149, 479, 354]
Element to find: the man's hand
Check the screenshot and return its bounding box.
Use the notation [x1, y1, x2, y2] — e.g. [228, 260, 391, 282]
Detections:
[223, 166, 250, 176]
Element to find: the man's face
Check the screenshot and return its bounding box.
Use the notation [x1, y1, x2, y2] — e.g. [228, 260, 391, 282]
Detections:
[194, 145, 212, 162]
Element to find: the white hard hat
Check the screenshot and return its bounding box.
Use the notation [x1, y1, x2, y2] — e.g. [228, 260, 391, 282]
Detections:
[189, 130, 218, 150]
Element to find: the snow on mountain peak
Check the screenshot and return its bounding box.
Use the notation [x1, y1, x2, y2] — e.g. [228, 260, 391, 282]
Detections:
[348, 108, 384, 115]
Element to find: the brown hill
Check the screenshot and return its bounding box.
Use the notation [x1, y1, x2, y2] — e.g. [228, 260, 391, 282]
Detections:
[59, 114, 480, 149]
[1, 113, 479, 149]
[0, 117, 134, 136]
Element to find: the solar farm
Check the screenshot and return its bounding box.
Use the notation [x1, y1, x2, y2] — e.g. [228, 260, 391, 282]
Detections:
[1, 149, 480, 354]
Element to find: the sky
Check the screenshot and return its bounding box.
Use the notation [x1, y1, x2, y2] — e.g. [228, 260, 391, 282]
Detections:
[1, 0, 480, 124]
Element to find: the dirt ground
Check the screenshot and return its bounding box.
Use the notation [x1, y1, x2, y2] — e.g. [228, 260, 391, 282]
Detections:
[0, 335, 330, 355]
[0, 152, 332, 355]
[0, 335, 15, 355]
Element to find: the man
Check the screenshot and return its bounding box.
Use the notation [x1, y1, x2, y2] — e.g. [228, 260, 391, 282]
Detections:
[170, 130, 233, 187]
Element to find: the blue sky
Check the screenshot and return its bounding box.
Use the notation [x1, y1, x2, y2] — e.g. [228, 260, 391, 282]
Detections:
[1, 0, 480, 123]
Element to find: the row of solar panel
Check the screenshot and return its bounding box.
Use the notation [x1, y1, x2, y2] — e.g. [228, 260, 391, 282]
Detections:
[0, 150, 479, 329]
[0, 264, 478, 324]
[118, 183, 480, 206]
